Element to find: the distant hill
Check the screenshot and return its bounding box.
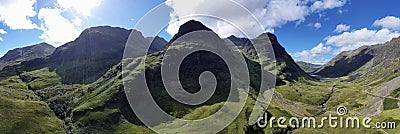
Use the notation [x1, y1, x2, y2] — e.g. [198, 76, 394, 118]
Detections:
[0, 43, 55, 69]
[295, 61, 321, 73]
[0, 26, 167, 84]
[314, 36, 400, 84]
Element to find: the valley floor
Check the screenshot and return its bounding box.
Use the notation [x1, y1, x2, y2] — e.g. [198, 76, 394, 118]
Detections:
[0, 67, 399, 133]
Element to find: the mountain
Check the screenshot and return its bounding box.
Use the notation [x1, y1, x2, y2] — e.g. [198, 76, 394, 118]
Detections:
[0, 21, 320, 133]
[169, 20, 212, 44]
[0, 43, 55, 69]
[228, 34, 314, 84]
[0, 26, 167, 84]
[295, 61, 321, 73]
[68, 20, 315, 133]
[314, 36, 400, 84]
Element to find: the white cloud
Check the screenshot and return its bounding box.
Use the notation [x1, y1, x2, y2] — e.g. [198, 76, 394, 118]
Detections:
[334, 24, 350, 33]
[165, 0, 346, 38]
[0, 29, 7, 34]
[373, 16, 400, 30]
[57, 0, 103, 17]
[38, 8, 81, 47]
[310, 0, 346, 12]
[294, 43, 332, 64]
[0, 29, 5, 42]
[314, 22, 322, 29]
[72, 17, 82, 26]
[35, 0, 103, 46]
[325, 28, 400, 53]
[0, 0, 37, 29]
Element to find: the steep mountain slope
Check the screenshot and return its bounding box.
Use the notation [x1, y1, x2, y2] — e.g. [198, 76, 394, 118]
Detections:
[0, 21, 325, 133]
[0, 26, 167, 84]
[0, 43, 55, 69]
[228, 34, 314, 83]
[295, 61, 321, 73]
[60, 20, 316, 133]
[314, 36, 400, 84]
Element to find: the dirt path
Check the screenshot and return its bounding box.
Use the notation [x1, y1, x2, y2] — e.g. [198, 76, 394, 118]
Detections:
[359, 76, 400, 116]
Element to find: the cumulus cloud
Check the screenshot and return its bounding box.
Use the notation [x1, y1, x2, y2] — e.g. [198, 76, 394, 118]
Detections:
[0, 0, 37, 29]
[334, 24, 350, 33]
[293, 43, 332, 64]
[0, 29, 6, 34]
[35, 0, 103, 46]
[165, 0, 346, 38]
[325, 28, 400, 53]
[38, 8, 81, 46]
[57, 0, 103, 17]
[0, 29, 6, 42]
[310, 0, 347, 12]
[373, 16, 400, 30]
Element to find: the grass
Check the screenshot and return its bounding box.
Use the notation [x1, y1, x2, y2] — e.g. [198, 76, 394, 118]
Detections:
[20, 68, 62, 91]
[275, 80, 332, 106]
[390, 87, 400, 98]
[383, 98, 399, 110]
[0, 76, 28, 89]
[0, 87, 65, 133]
[325, 82, 368, 113]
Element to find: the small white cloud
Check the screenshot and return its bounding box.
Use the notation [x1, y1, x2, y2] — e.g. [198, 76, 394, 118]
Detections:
[334, 24, 350, 33]
[311, 0, 347, 12]
[338, 9, 343, 14]
[0, 0, 37, 29]
[307, 22, 322, 29]
[373, 16, 400, 30]
[38, 8, 81, 47]
[314, 22, 322, 29]
[325, 28, 400, 53]
[294, 43, 332, 64]
[0, 29, 5, 42]
[0, 29, 7, 34]
[57, 0, 103, 17]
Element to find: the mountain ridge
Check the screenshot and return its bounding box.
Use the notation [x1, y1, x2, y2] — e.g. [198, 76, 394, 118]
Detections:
[0, 26, 167, 84]
[314, 36, 400, 84]
[0, 42, 55, 69]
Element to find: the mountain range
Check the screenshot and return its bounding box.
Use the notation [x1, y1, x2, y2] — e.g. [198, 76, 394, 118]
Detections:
[0, 26, 167, 84]
[314, 36, 400, 85]
[0, 20, 399, 133]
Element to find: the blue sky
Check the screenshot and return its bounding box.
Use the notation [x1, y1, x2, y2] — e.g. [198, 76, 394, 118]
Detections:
[1, 0, 400, 64]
